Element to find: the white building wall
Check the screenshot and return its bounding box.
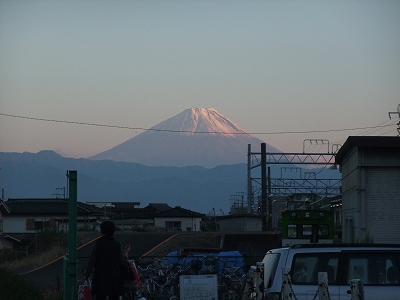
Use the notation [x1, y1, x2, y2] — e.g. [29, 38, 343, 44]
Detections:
[2, 216, 64, 233]
[2, 216, 29, 233]
[340, 147, 360, 243]
[154, 217, 201, 231]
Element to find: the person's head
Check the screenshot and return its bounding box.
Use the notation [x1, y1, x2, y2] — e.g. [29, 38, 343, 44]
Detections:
[100, 220, 115, 236]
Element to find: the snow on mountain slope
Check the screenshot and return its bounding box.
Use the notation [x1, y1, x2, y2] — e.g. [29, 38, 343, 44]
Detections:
[155, 108, 247, 136]
[88, 108, 280, 167]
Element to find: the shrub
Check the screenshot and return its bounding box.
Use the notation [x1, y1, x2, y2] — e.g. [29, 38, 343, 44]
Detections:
[36, 228, 68, 252]
[0, 267, 44, 300]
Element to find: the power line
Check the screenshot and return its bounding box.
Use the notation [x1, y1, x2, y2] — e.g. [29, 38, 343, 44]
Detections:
[0, 112, 398, 135]
[379, 128, 398, 136]
[357, 118, 393, 136]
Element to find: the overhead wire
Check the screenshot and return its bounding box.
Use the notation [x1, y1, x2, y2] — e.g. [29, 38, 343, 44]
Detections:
[1, 112, 398, 136]
[357, 118, 396, 136]
[313, 119, 399, 175]
[379, 128, 399, 136]
[2, 112, 397, 195]
[328, 119, 398, 146]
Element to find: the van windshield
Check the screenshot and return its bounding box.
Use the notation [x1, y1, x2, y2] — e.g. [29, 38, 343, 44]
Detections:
[262, 252, 281, 288]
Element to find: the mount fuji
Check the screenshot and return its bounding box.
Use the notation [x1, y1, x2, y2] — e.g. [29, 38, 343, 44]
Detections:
[88, 108, 280, 168]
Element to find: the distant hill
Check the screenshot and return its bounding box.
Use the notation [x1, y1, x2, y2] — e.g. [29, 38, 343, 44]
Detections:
[88, 108, 280, 168]
[0, 150, 340, 214]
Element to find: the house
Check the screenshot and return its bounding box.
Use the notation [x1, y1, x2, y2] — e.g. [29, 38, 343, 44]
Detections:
[95, 202, 205, 232]
[85, 202, 205, 231]
[0, 199, 205, 250]
[0, 198, 103, 250]
[153, 205, 205, 232]
[335, 136, 400, 243]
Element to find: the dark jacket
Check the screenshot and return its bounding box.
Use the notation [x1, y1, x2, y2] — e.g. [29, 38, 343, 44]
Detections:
[86, 235, 127, 297]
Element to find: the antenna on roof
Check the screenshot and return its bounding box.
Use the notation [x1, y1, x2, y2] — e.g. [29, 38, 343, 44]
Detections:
[52, 187, 66, 199]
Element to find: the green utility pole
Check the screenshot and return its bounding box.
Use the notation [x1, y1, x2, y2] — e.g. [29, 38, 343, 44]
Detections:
[64, 170, 77, 300]
[261, 143, 267, 231]
[267, 166, 272, 231]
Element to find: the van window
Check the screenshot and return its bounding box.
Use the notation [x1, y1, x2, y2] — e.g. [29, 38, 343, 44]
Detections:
[291, 253, 338, 285]
[262, 252, 280, 288]
[346, 253, 400, 285]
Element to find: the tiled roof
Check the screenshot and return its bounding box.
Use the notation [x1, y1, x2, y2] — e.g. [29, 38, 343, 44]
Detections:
[100, 202, 172, 219]
[0, 233, 36, 243]
[156, 206, 205, 218]
[110, 202, 140, 210]
[147, 203, 173, 212]
[1, 198, 103, 216]
[0, 199, 204, 219]
[114, 209, 155, 219]
[108, 203, 205, 219]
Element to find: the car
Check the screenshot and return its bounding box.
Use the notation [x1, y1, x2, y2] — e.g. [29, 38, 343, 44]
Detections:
[259, 244, 400, 300]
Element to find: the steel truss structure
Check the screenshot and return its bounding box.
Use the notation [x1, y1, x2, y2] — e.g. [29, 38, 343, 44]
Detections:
[251, 177, 341, 197]
[245, 140, 342, 230]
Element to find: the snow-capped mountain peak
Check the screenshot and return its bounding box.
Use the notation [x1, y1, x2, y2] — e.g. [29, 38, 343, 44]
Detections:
[89, 108, 279, 167]
[151, 107, 248, 136]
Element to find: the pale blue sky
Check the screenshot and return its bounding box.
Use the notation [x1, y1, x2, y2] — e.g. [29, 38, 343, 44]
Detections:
[1, 0, 399, 159]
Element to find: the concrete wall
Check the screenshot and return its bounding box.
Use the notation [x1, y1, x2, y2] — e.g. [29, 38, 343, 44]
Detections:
[340, 146, 400, 243]
[219, 216, 262, 231]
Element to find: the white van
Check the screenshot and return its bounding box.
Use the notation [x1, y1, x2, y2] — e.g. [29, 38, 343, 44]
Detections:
[261, 244, 400, 300]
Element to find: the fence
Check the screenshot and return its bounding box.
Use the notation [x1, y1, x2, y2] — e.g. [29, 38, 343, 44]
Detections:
[125, 253, 248, 300]
[242, 265, 365, 300]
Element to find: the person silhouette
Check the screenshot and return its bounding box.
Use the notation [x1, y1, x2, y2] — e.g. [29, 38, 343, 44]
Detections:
[85, 221, 130, 300]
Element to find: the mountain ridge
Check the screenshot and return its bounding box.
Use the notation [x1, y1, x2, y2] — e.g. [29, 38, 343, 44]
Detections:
[0, 151, 248, 213]
[0, 151, 340, 214]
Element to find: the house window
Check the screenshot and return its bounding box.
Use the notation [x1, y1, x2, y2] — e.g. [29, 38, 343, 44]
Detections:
[26, 219, 52, 231]
[35, 221, 50, 230]
[26, 219, 35, 230]
[165, 221, 181, 231]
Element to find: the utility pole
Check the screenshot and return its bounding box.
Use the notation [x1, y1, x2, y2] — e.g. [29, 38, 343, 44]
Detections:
[0, 168, 3, 202]
[268, 166, 272, 231]
[64, 170, 77, 300]
[247, 144, 253, 214]
[261, 143, 267, 231]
